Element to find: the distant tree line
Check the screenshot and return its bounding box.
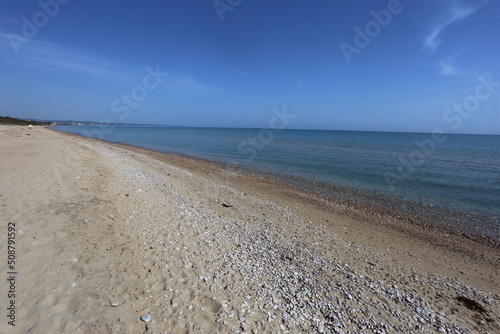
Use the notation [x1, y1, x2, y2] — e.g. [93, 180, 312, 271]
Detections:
[0, 116, 46, 126]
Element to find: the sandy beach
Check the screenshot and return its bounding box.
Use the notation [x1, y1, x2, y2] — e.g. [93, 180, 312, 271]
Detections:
[0, 125, 498, 333]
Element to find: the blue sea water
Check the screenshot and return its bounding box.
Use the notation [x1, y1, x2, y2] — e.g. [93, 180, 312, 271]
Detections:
[53, 125, 500, 240]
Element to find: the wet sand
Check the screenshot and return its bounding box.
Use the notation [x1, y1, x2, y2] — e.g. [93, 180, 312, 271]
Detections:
[0, 125, 498, 333]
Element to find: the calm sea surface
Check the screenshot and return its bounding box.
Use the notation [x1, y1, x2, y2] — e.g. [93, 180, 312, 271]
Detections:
[53, 126, 500, 240]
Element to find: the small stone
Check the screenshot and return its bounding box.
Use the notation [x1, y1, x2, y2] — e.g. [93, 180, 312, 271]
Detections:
[437, 327, 446, 333]
[170, 297, 179, 307]
[109, 298, 120, 307]
[318, 321, 325, 333]
[83, 219, 89, 223]
[140, 313, 151, 322]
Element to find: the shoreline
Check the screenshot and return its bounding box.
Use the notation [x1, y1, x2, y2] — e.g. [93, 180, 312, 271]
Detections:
[53, 127, 500, 260]
[2, 125, 499, 333]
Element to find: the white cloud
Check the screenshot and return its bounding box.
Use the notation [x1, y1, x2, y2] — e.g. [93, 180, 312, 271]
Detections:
[0, 31, 225, 95]
[163, 74, 226, 96]
[437, 49, 466, 76]
[439, 61, 458, 75]
[423, 0, 489, 52]
[0, 32, 137, 81]
[435, 48, 483, 78]
[233, 67, 245, 76]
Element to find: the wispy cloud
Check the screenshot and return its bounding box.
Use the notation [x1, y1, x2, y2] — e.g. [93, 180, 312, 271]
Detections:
[439, 61, 458, 76]
[233, 67, 245, 76]
[0, 31, 225, 95]
[163, 74, 226, 96]
[0, 31, 137, 81]
[423, 0, 489, 52]
[437, 49, 471, 77]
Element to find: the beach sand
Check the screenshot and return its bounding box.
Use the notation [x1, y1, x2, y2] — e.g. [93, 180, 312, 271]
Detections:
[0, 125, 498, 333]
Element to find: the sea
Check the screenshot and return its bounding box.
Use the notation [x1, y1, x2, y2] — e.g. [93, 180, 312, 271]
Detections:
[53, 125, 500, 241]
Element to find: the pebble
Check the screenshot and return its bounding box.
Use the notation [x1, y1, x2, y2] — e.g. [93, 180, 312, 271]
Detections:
[140, 313, 152, 322]
[317, 321, 325, 333]
[109, 298, 120, 307]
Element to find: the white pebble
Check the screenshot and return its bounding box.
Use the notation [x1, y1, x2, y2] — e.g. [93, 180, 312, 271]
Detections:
[140, 313, 151, 322]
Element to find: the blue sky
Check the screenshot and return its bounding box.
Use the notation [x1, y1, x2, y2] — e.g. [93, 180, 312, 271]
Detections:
[0, 0, 499, 134]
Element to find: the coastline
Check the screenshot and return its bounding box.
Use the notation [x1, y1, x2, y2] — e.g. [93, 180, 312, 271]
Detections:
[53, 126, 500, 256]
[1, 125, 498, 333]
